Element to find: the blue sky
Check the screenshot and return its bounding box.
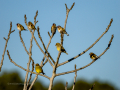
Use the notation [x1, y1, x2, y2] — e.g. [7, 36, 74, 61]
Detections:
[0, 0, 120, 89]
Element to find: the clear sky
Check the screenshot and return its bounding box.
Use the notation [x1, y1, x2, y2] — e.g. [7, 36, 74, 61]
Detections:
[0, 0, 120, 89]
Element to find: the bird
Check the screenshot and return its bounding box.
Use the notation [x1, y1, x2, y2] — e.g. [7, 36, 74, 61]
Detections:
[16, 23, 27, 31]
[55, 43, 68, 55]
[89, 52, 98, 60]
[28, 21, 36, 30]
[35, 63, 45, 75]
[51, 23, 57, 37]
[57, 26, 69, 36]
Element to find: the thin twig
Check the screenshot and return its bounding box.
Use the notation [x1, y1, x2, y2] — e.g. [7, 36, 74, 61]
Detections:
[28, 75, 38, 90]
[56, 35, 114, 76]
[58, 18, 113, 67]
[27, 58, 35, 87]
[40, 33, 54, 67]
[7, 50, 50, 79]
[19, 31, 29, 55]
[23, 11, 38, 90]
[48, 32, 51, 38]
[0, 22, 15, 72]
[89, 83, 95, 90]
[72, 64, 77, 90]
[48, 3, 75, 90]
[65, 82, 68, 90]
[37, 27, 55, 64]
[24, 30, 34, 90]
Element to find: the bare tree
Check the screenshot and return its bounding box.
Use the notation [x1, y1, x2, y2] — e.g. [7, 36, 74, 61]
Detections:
[0, 2, 114, 90]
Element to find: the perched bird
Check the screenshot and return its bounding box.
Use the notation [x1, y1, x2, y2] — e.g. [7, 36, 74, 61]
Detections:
[28, 21, 36, 30]
[51, 23, 57, 37]
[89, 52, 98, 60]
[16, 23, 27, 31]
[57, 26, 69, 36]
[35, 63, 45, 75]
[55, 43, 68, 55]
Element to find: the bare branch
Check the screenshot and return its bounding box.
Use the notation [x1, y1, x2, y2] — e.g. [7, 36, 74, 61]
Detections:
[34, 10, 38, 25]
[11, 30, 15, 33]
[27, 58, 35, 87]
[48, 32, 51, 38]
[72, 64, 77, 90]
[7, 50, 50, 79]
[58, 18, 113, 67]
[19, 31, 29, 55]
[40, 33, 54, 67]
[37, 27, 55, 64]
[53, 51, 61, 73]
[0, 22, 15, 72]
[24, 15, 27, 26]
[24, 30, 35, 90]
[65, 82, 68, 90]
[3, 37, 6, 40]
[28, 75, 38, 90]
[56, 35, 114, 76]
[23, 11, 38, 90]
[89, 83, 95, 90]
[29, 27, 53, 67]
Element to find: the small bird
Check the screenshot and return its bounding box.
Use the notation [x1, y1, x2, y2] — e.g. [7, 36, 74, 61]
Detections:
[16, 23, 27, 31]
[57, 26, 69, 36]
[51, 23, 57, 37]
[28, 21, 36, 30]
[35, 63, 45, 75]
[89, 52, 98, 60]
[55, 43, 68, 55]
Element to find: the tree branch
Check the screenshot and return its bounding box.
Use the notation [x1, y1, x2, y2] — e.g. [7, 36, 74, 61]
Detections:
[56, 34, 114, 76]
[37, 27, 55, 65]
[40, 33, 54, 67]
[28, 75, 38, 90]
[65, 82, 68, 90]
[0, 22, 15, 72]
[23, 11, 38, 90]
[19, 31, 29, 55]
[72, 64, 77, 90]
[7, 50, 50, 79]
[58, 18, 113, 67]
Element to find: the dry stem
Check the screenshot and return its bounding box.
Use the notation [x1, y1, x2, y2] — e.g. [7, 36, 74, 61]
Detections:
[0, 22, 15, 72]
[7, 50, 50, 79]
[56, 35, 114, 76]
[65, 82, 68, 90]
[72, 64, 77, 90]
[58, 18, 113, 67]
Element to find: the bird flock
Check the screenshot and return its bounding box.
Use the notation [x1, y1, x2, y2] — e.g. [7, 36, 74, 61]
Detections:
[16, 22, 98, 74]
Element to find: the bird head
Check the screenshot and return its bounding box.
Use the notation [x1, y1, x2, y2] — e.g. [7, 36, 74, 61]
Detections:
[89, 52, 93, 55]
[57, 26, 60, 28]
[53, 23, 56, 27]
[35, 63, 39, 66]
[55, 43, 60, 46]
[16, 23, 19, 26]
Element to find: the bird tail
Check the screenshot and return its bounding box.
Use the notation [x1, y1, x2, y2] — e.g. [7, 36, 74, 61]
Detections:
[24, 29, 28, 31]
[42, 72, 45, 75]
[66, 33, 69, 36]
[66, 52, 68, 55]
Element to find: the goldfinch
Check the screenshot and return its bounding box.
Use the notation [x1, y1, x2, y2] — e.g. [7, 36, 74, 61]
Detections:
[16, 23, 27, 31]
[55, 43, 68, 55]
[51, 23, 57, 37]
[57, 26, 69, 36]
[35, 63, 45, 75]
[89, 52, 98, 60]
[28, 21, 36, 30]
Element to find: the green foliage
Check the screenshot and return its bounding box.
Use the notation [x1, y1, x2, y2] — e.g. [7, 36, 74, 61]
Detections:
[0, 72, 116, 90]
[0, 71, 23, 90]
